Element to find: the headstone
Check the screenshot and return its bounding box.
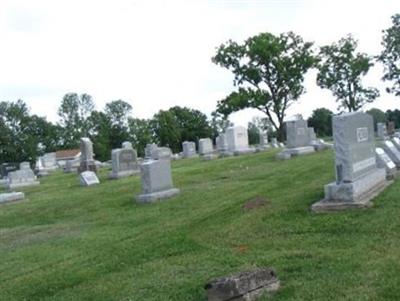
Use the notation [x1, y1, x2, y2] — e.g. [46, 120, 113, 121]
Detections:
[270, 138, 279, 148]
[0, 163, 18, 179]
[312, 112, 387, 212]
[122, 141, 133, 149]
[387, 121, 395, 136]
[375, 148, 396, 179]
[392, 137, 400, 151]
[41, 153, 57, 169]
[204, 268, 280, 301]
[109, 144, 139, 179]
[226, 126, 254, 155]
[20, 162, 30, 170]
[0, 192, 25, 204]
[35, 157, 49, 177]
[377, 123, 387, 139]
[64, 158, 80, 173]
[257, 130, 269, 151]
[285, 119, 310, 148]
[79, 171, 100, 186]
[199, 138, 213, 155]
[78, 137, 97, 173]
[182, 141, 197, 158]
[136, 159, 180, 203]
[382, 140, 400, 168]
[7, 167, 40, 189]
[145, 143, 172, 160]
[308, 127, 317, 141]
[216, 133, 232, 157]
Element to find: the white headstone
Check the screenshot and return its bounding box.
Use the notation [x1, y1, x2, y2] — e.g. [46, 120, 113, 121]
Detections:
[80, 171, 100, 186]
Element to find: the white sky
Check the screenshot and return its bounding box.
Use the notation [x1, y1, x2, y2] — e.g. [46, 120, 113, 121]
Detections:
[0, 0, 399, 126]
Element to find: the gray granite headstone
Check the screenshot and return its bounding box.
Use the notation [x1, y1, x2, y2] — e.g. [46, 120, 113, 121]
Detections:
[79, 171, 100, 186]
[377, 123, 387, 139]
[145, 143, 172, 160]
[312, 112, 387, 212]
[226, 126, 249, 152]
[392, 137, 400, 150]
[42, 153, 57, 169]
[7, 167, 40, 189]
[20, 162, 30, 170]
[270, 138, 279, 148]
[136, 159, 180, 203]
[79, 137, 97, 173]
[383, 140, 400, 167]
[109, 145, 139, 179]
[182, 141, 197, 158]
[258, 131, 269, 151]
[285, 119, 310, 148]
[199, 138, 213, 155]
[64, 158, 80, 173]
[122, 141, 133, 149]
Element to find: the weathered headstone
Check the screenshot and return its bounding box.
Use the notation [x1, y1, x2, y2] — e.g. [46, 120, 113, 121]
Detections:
[35, 157, 49, 177]
[280, 119, 315, 158]
[136, 159, 180, 203]
[226, 126, 254, 155]
[257, 130, 269, 151]
[392, 137, 400, 151]
[122, 141, 133, 149]
[0, 163, 18, 179]
[199, 138, 216, 160]
[145, 143, 172, 160]
[377, 123, 387, 139]
[375, 148, 397, 179]
[182, 141, 197, 158]
[312, 112, 387, 212]
[0, 192, 25, 204]
[20, 162, 30, 170]
[216, 133, 232, 157]
[64, 158, 80, 173]
[382, 140, 400, 168]
[109, 144, 139, 179]
[270, 138, 279, 148]
[41, 153, 57, 169]
[7, 167, 40, 189]
[79, 171, 100, 186]
[78, 137, 97, 173]
[204, 268, 280, 301]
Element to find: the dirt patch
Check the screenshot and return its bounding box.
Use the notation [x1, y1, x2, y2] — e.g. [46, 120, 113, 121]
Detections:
[242, 196, 269, 211]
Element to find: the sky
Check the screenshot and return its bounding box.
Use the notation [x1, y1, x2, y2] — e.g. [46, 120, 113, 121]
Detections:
[0, 0, 399, 126]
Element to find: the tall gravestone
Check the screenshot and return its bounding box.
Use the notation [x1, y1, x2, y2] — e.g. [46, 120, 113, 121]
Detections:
[257, 130, 269, 151]
[199, 138, 217, 160]
[109, 142, 139, 179]
[278, 119, 314, 159]
[136, 158, 180, 203]
[78, 137, 97, 173]
[312, 112, 388, 212]
[182, 141, 197, 158]
[216, 133, 232, 157]
[226, 126, 254, 155]
[377, 123, 387, 139]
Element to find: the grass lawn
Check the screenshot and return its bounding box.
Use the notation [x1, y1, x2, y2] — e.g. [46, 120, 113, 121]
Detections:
[1, 149, 400, 301]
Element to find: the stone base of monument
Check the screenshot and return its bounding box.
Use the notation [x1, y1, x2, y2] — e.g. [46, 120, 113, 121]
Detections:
[204, 268, 280, 301]
[233, 148, 256, 156]
[108, 169, 140, 179]
[0, 192, 25, 204]
[7, 181, 40, 190]
[201, 153, 218, 161]
[137, 188, 180, 203]
[286, 146, 315, 156]
[311, 168, 388, 213]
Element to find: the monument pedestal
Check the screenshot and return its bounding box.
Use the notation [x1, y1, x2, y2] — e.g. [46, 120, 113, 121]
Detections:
[312, 168, 388, 213]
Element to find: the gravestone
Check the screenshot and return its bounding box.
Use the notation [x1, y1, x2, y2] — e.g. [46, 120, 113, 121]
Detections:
[280, 119, 315, 158]
[41, 153, 57, 170]
[375, 148, 396, 179]
[377, 123, 387, 139]
[308, 127, 317, 141]
[270, 138, 279, 148]
[257, 131, 269, 151]
[0, 192, 25, 204]
[392, 137, 400, 150]
[0, 163, 18, 179]
[182, 141, 197, 158]
[145, 143, 172, 160]
[387, 121, 395, 136]
[20, 162, 30, 170]
[122, 141, 133, 149]
[312, 112, 387, 212]
[216, 133, 232, 157]
[64, 158, 80, 173]
[80, 171, 100, 186]
[7, 167, 40, 189]
[226, 126, 254, 155]
[382, 140, 400, 168]
[78, 137, 97, 173]
[109, 144, 139, 179]
[35, 157, 49, 177]
[136, 159, 180, 203]
[199, 138, 213, 155]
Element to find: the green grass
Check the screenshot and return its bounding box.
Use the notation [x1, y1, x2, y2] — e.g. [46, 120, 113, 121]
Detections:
[1, 150, 400, 301]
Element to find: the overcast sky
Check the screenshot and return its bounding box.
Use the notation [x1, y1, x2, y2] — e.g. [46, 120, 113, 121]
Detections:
[0, 0, 399, 126]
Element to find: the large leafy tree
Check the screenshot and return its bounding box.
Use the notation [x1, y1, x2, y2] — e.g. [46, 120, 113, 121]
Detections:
[57, 93, 95, 148]
[151, 110, 181, 152]
[105, 100, 132, 149]
[378, 14, 400, 96]
[307, 108, 333, 137]
[128, 118, 153, 157]
[386, 109, 400, 128]
[317, 35, 379, 112]
[210, 111, 232, 140]
[88, 111, 112, 161]
[213, 31, 315, 140]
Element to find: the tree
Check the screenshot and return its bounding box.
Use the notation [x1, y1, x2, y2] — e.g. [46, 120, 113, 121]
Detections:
[307, 108, 333, 137]
[104, 100, 132, 149]
[128, 118, 153, 157]
[366, 108, 387, 131]
[213, 31, 315, 141]
[386, 109, 400, 128]
[88, 111, 112, 161]
[151, 110, 181, 152]
[378, 14, 400, 96]
[317, 35, 379, 112]
[57, 93, 95, 148]
[210, 111, 232, 140]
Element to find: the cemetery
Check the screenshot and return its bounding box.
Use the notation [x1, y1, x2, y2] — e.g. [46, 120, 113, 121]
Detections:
[1, 3, 400, 300]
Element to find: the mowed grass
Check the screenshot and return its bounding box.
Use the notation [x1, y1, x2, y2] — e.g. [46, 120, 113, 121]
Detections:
[1, 149, 400, 301]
